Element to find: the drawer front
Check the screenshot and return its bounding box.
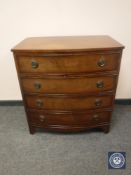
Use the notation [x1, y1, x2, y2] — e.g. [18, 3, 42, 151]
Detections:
[17, 53, 120, 73]
[21, 76, 116, 94]
[28, 110, 111, 127]
[25, 95, 113, 110]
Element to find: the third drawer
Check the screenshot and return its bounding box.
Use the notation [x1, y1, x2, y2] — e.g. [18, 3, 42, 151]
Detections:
[25, 95, 114, 110]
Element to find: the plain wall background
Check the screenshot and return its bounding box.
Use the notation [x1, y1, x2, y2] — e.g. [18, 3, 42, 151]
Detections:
[0, 0, 131, 100]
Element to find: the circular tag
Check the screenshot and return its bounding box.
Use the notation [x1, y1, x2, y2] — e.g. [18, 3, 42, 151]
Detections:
[109, 153, 125, 168]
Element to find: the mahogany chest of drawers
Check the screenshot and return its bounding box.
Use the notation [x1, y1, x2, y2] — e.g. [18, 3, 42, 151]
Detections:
[12, 36, 124, 134]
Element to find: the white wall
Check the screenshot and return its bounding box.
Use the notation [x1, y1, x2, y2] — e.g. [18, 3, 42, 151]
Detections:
[0, 0, 131, 100]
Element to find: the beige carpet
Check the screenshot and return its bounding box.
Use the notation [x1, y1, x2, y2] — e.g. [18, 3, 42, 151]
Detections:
[0, 105, 131, 175]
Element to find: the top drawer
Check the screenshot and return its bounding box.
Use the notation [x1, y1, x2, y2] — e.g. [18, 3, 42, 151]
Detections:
[17, 53, 121, 73]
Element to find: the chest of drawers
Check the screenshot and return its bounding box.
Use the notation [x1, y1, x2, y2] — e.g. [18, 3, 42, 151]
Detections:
[12, 36, 124, 134]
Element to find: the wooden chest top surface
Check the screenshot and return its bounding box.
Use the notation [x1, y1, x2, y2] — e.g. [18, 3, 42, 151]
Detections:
[12, 36, 124, 53]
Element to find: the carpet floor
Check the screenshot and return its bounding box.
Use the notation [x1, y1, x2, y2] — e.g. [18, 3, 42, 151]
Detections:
[0, 105, 131, 175]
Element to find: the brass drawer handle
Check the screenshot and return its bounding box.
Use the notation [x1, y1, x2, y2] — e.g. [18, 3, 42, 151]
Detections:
[96, 81, 104, 88]
[97, 57, 106, 67]
[95, 99, 102, 107]
[92, 114, 99, 121]
[39, 115, 45, 122]
[31, 61, 39, 69]
[34, 83, 42, 90]
[36, 99, 43, 107]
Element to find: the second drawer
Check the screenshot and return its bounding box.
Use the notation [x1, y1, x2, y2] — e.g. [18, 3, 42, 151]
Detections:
[25, 95, 113, 110]
[21, 76, 117, 94]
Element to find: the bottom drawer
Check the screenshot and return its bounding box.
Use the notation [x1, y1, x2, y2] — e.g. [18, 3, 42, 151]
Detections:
[27, 110, 111, 127]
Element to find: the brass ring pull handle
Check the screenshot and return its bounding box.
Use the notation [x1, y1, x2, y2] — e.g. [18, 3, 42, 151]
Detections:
[96, 81, 104, 88]
[92, 114, 99, 121]
[36, 99, 43, 107]
[95, 99, 102, 107]
[97, 57, 106, 67]
[39, 115, 45, 122]
[34, 83, 42, 90]
[31, 61, 39, 69]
